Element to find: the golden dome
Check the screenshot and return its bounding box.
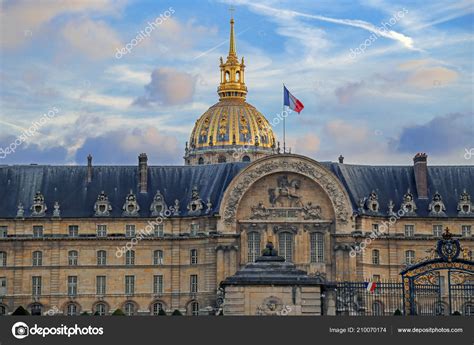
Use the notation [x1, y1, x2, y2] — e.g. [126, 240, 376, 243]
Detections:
[189, 99, 276, 151]
[184, 17, 277, 165]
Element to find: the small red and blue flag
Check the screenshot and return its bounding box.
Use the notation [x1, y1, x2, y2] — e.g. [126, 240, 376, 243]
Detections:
[283, 85, 304, 114]
[365, 282, 377, 293]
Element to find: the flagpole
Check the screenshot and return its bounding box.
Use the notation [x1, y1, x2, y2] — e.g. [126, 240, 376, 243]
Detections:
[282, 83, 286, 154]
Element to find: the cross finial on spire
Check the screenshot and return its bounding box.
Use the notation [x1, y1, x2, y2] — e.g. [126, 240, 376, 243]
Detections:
[228, 6, 236, 57]
[229, 5, 235, 19]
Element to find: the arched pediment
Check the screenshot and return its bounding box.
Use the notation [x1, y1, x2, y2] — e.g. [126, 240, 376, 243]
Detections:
[218, 154, 353, 232]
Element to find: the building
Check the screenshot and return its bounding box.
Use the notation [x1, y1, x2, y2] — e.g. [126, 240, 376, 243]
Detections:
[0, 18, 473, 316]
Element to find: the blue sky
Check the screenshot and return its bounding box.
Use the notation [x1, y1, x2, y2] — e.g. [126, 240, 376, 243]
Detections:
[0, 0, 473, 165]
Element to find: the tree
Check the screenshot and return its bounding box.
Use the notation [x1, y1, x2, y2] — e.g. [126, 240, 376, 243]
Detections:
[112, 308, 125, 316]
[12, 306, 30, 315]
[393, 309, 402, 316]
[158, 308, 167, 316]
[81, 311, 90, 316]
[172, 309, 182, 316]
[452, 311, 461, 316]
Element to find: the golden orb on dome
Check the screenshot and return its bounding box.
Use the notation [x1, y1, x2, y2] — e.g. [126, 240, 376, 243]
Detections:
[184, 17, 277, 165]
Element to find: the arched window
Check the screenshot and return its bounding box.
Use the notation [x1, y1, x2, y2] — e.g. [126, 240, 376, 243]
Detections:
[225, 71, 230, 82]
[236, 71, 240, 82]
[125, 250, 135, 266]
[247, 232, 261, 262]
[190, 249, 198, 265]
[242, 155, 251, 162]
[66, 303, 78, 316]
[153, 250, 163, 265]
[218, 155, 226, 163]
[68, 250, 78, 266]
[405, 250, 415, 265]
[190, 301, 199, 316]
[372, 249, 380, 265]
[464, 303, 474, 316]
[278, 232, 293, 262]
[94, 303, 107, 316]
[152, 302, 164, 315]
[198, 157, 204, 165]
[124, 302, 135, 316]
[97, 250, 107, 265]
[0, 251, 6, 266]
[310, 232, 324, 263]
[372, 301, 383, 316]
[32, 251, 42, 266]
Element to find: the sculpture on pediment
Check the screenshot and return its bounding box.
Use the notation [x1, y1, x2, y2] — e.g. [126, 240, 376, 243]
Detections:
[53, 201, 61, 217]
[302, 202, 322, 220]
[387, 200, 396, 216]
[457, 189, 472, 215]
[122, 190, 140, 216]
[16, 202, 25, 218]
[94, 191, 112, 217]
[173, 199, 180, 216]
[250, 202, 270, 220]
[428, 191, 446, 216]
[150, 190, 168, 216]
[256, 296, 284, 316]
[268, 175, 302, 207]
[365, 190, 379, 213]
[31, 191, 47, 217]
[400, 189, 417, 215]
[187, 186, 204, 216]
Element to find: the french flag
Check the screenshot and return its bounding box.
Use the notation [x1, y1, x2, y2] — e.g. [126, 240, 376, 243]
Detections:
[365, 282, 377, 293]
[283, 85, 304, 114]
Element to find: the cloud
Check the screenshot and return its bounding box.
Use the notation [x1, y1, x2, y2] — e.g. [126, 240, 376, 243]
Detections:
[0, 0, 124, 49]
[0, 135, 68, 164]
[406, 66, 458, 89]
[291, 133, 321, 157]
[335, 81, 365, 104]
[133, 68, 197, 107]
[394, 112, 473, 155]
[75, 127, 181, 164]
[61, 19, 122, 60]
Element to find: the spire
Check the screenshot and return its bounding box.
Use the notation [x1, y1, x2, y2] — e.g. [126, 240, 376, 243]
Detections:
[229, 17, 236, 57]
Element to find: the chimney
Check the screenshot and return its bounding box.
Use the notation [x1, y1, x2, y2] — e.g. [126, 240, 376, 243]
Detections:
[138, 153, 148, 193]
[338, 155, 344, 164]
[87, 154, 93, 183]
[413, 153, 428, 199]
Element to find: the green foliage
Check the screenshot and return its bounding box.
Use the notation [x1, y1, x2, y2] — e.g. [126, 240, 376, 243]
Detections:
[393, 309, 402, 316]
[452, 311, 461, 316]
[80, 311, 90, 316]
[112, 308, 126, 316]
[172, 309, 183, 316]
[12, 306, 30, 315]
[158, 308, 167, 316]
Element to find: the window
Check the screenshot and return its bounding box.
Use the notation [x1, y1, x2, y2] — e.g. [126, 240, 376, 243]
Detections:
[0, 305, 6, 315]
[278, 232, 293, 262]
[33, 225, 43, 238]
[125, 224, 135, 238]
[191, 301, 199, 316]
[372, 301, 383, 316]
[66, 303, 78, 316]
[242, 155, 251, 162]
[404, 225, 414, 237]
[31, 303, 42, 316]
[125, 250, 135, 266]
[96, 276, 106, 295]
[95, 303, 106, 316]
[125, 275, 135, 295]
[0, 277, 7, 296]
[405, 250, 415, 265]
[68, 276, 77, 296]
[68, 225, 79, 237]
[154, 224, 164, 237]
[433, 224, 443, 237]
[0, 252, 6, 266]
[372, 274, 381, 282]
[235, 71, 240, 81]
[0, 226, 7, 238]
[97, 250, 107, 265]
[247, 232, 261, 263]
[152, 302, 164, 315]
[310, 232, 324, 263]
[32, 251, 42, 266]
[462, 225, 471, 237]
[372, 249, 380, 265]
[124, 302, 135, 316]
[190, 224, 199, 236]
[198, 157, 204, 165]
[190, 249, 198, 265]
[190, 275, 198, 293]
[68, 250, 78, 266]
[97, 224, 107, 237]
[372, 224, 379, 232]
[32, 276, 42, 296]
[153, 275, 164, 294]
[465, 304, 474, 316]
[153, 250, 163, 265]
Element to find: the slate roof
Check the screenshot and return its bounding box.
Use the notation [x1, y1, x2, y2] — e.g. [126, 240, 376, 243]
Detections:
[0, 161, 472, 218]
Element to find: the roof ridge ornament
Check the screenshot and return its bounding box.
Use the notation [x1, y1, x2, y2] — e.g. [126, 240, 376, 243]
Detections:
[31, 191, 47, 217]
[122, 189, 140, 217]
[150, 190, 168, 216]
[94, 191, 112, 217]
